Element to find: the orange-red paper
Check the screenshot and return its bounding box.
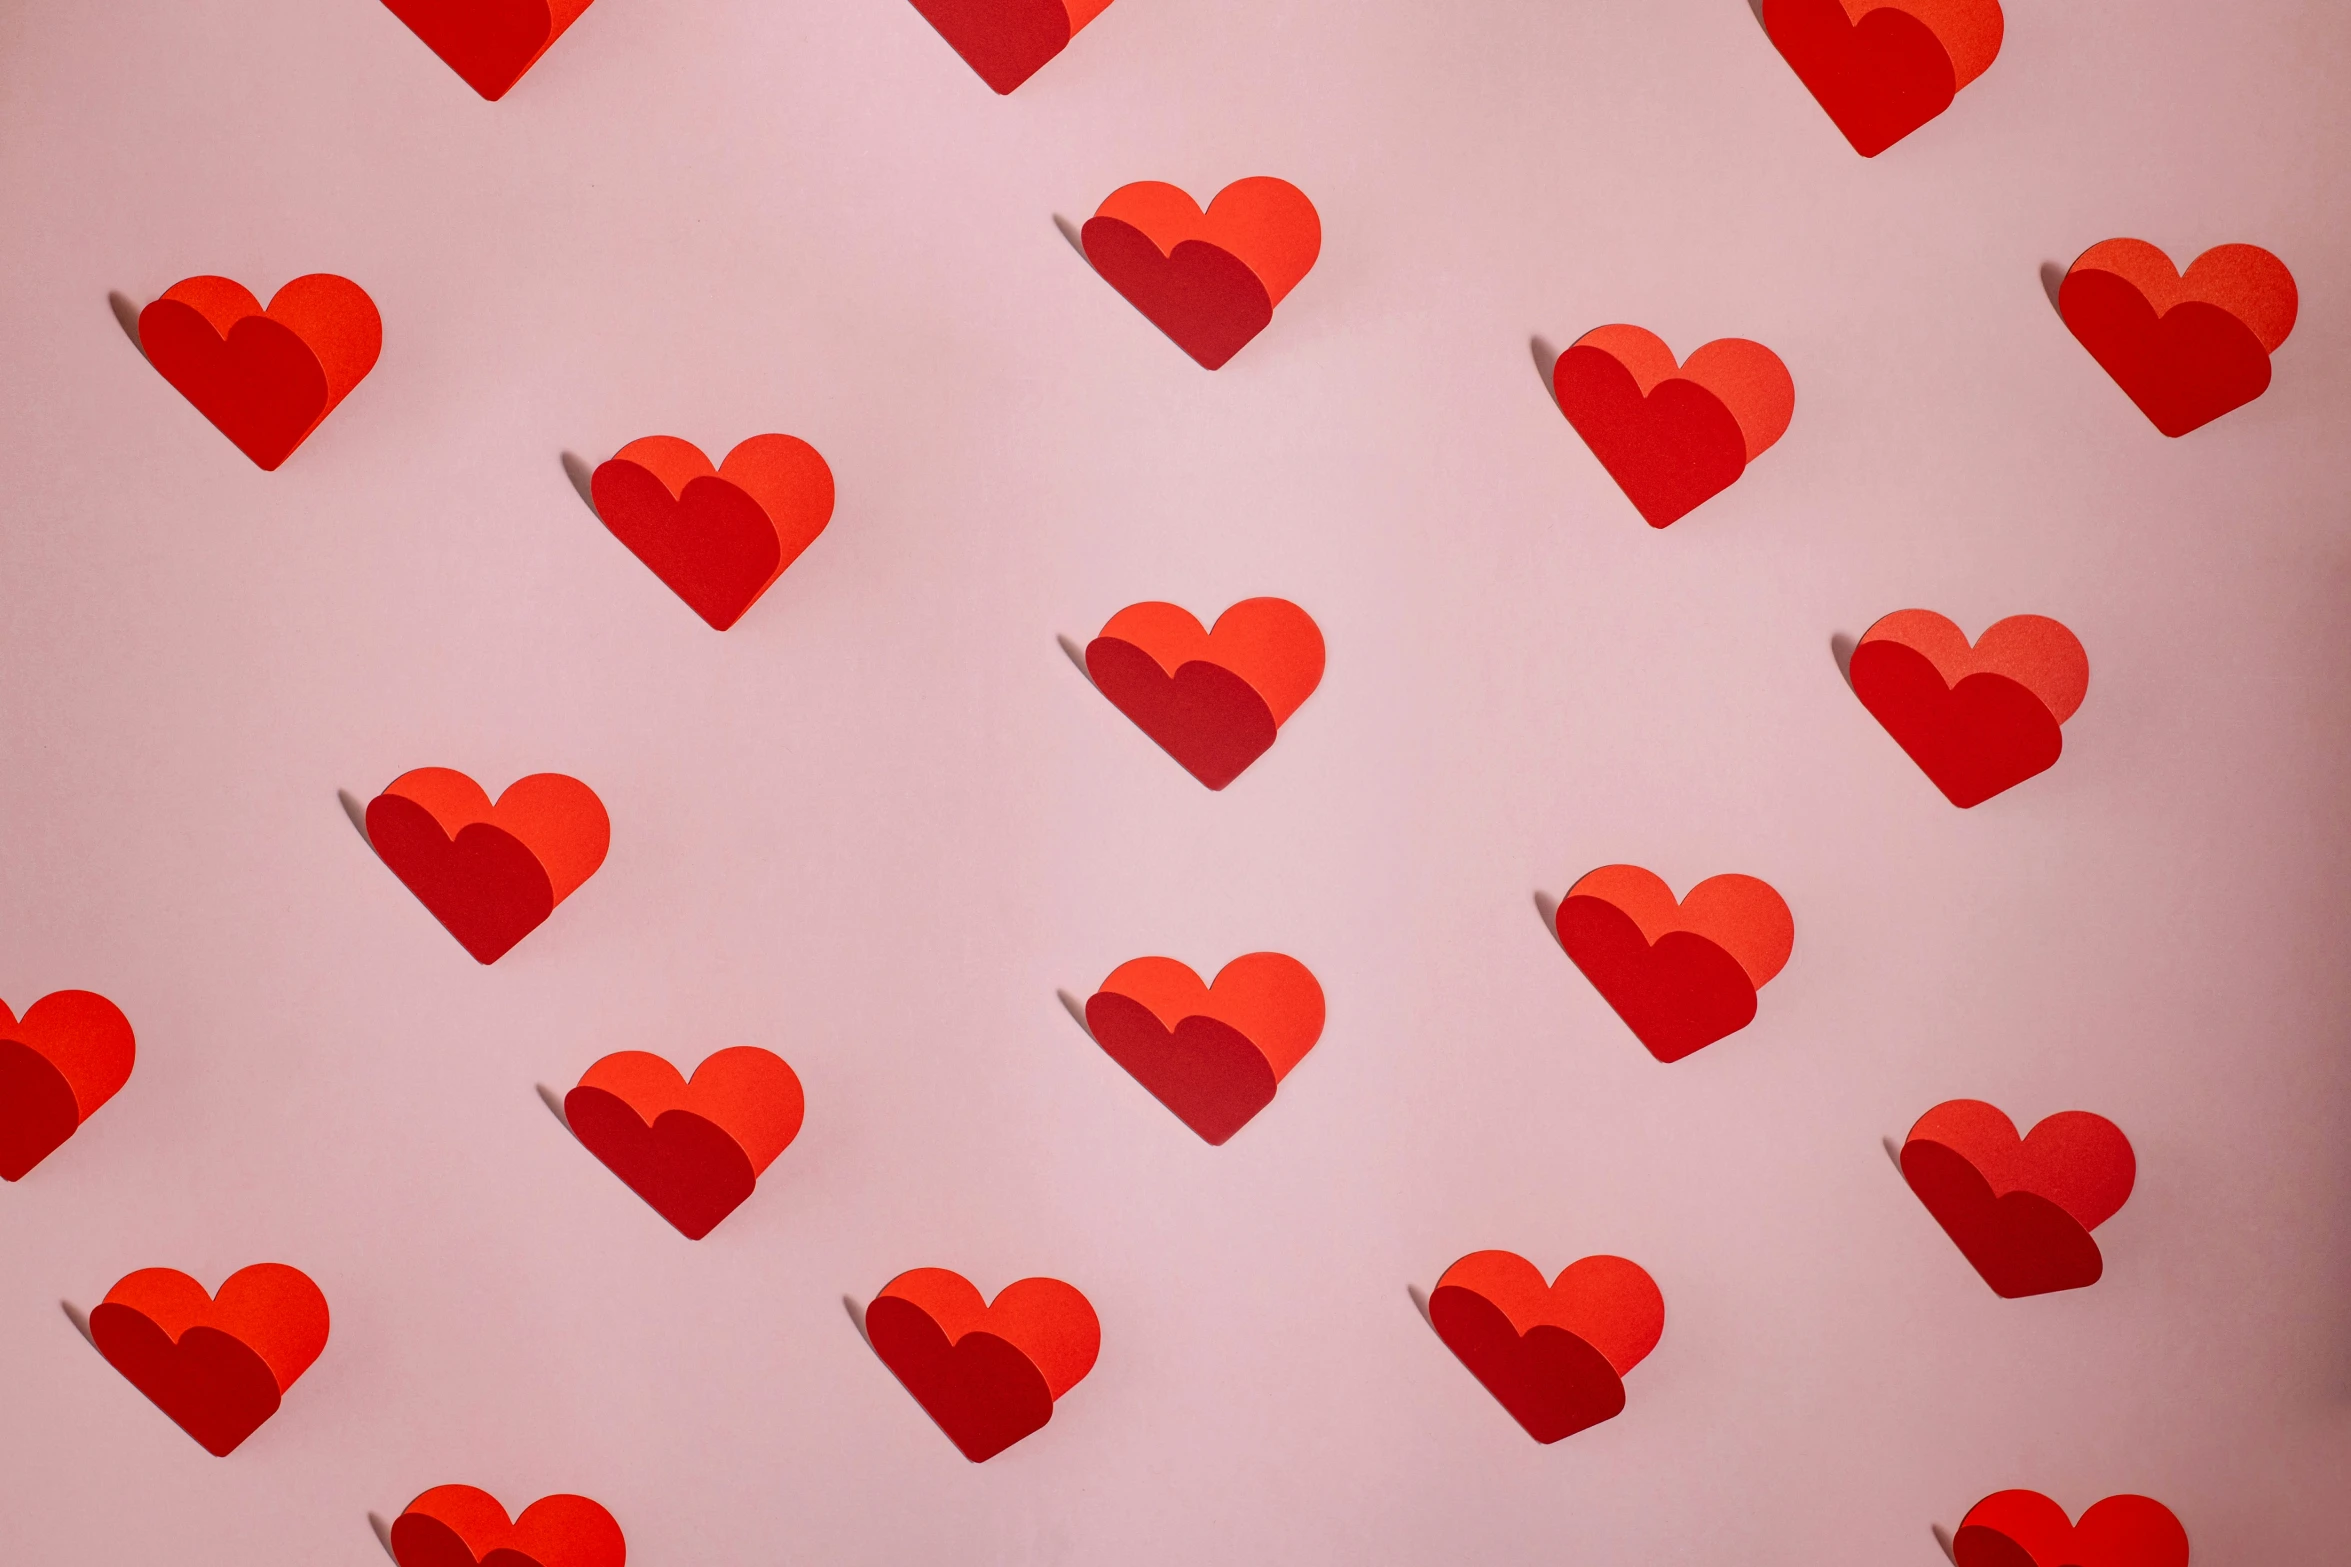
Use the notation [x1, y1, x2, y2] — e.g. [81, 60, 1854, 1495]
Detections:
[1082, 179, 1321, 369]
[2060, 239, 2297, 437]
[564, 1047, 805, 1238]
[590, 434, 835, 630]
[907, 0, 1116, 94]
[1955, 1490, 2188, 1567]
[1554, 866, 1794, 1062]
[1, 991, 134, 1182]
[390, 1484, 626, 1567]
[139, 275, 381, 470]
[366, 769, 609, 964]
[1850, 610, 2089, 807]
[1551, 327, 1794, 527]
[1085, 599, 1324, 789]
[1902, 1101, 2135, 1298]
[380, 0, 598, 101]
[1084, 953, 1323, 1144]
[89, 1263, 329, 1456]
[867, 1268, 1099, 1462]
[1763, 0, 2006, 157]
[1429, 1252, 1664, 1443]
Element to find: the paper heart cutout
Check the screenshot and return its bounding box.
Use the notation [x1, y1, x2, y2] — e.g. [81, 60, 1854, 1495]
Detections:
[1429, 1251, 1664, 1444]
[390, 1484, 626, 1567]
[1552, 326, 1794, 528]
[1083, 953, 1324, 1145]
[564, 1047, 805, 1239]
[1762, 0, 2005, 157]
[1902, 1100, 2135, 1298]
[89, 1263, 329, 1456]
[1851, 610, 2089, 808]
[906, 0, 1116, 94]
[1, 991, 135, 1182]
[1555, 866, 1794, 1063]
[589, 434, 835, 630]
[366, 769, 610, 964]
[1085, 598, 1324, 789]
[1955, 1491, 2188, 1567]
[379, 0, 597, 101]
[139, 275, 381, 470]
[867, 1268, 1099, 1462]
[1082, 179, 1321, 369]
[2060, 239, 2298, 437]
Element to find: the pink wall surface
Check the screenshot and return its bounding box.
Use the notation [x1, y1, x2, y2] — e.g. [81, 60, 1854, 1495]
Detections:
[3, 1, 2348, 1561]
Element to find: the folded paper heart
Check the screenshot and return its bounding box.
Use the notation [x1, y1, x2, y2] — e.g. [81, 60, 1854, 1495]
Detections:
[1554, 866, 1794, 1063]
[390, 1484, 626, 1567]
[1902, 1101, 2134, 1299]
[1082, 178, 1321, 369]
[1762, 0, 2005, 157]
[366, 769, 610, 964]
[139, 275, 381, 470]
[1083, 953, 1323, 1144]
[1085, 599, 1324, 789]
[907, 0, 1116, 94]
[1429, 1251, 1664, 1444]
[1850, 610, 2089, 808]
[380, 0, 597, 101]
[1551, 327, 1794, 528]
[564, 1047, 805, 1238]
[867, 1268, 1099, 1462]
[1, 991, 134, 1182]
[89, 1263, 329, 1456]
[1955, 1490, 2189, 1567]
[2060, 240, 2297, 437]
[589, 434, 835, 630]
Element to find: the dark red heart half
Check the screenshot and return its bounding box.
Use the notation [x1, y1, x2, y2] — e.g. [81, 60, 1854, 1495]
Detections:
[1554, 866, 1794, 1062]
[1902, 1100, 2135, 1298]
[1083, 953, 1324, 1144]
[1954, 1490, 2189, 1567]
[1850, 610, 2089, 808]
[366, 769, 609, 964]
[1762, 0, 2005, 157]
[1, 990, 135, 1182]
[88, 1264, 330, 1456]
[1551, 327, 1794, 528]
[906, 0, 1114, 94]
[390, 1484, 625, 1567]
[564, 1047, 805, 1239]
[1428, 1251, 1664, 1444]
[139, 275, 381, 470]
[2059, 239, 2298, 437]
[1084, 598, 1324, 789]
[379, 0, 597, 101]
[589, 433, 834, 630]
[867, 1269, 1099, 1462]
[1081, 178, 1320, 369]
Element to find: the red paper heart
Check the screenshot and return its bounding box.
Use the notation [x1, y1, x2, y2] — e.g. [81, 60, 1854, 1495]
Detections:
[139, 275, 381, 470]
[366, 769, 610, 964]
[2060, 239, 2298, 437]
[1085, 598, 1324, 789]
[564, 1047, 805, 1238]
[1084, 953, 1324, 1145]
[1851, 610, 2089, 808]
[88, 1264, 329, 1456]
[1554, 866, 1794, 1062]
[1429, 1251, 1663, 1444]
[589, 434, 835, 630]
[390, 1484, 625, 1567]
[867, 1269, 1099, 1462]
[1082, 179, 1321, 369]
[0, 991, 135, 1182]
[906, 0, 1115, 94]
[1551, 326, 1794, 528]
[1902, 1100, 2135, 1298]
[379, 0, 597, 101]
[1955, 1491, 2189, 1567]
[1762, 0, 2005, 157]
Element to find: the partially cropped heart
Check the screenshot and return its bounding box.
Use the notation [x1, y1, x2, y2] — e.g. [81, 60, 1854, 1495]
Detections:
[379, 0, 598, 100]
[1551, 326, 1794, 527]
[564, 1047, 805, 1238]
[1082, 178, 1321, 369]
[866, 1268, 1099, 1462]
[1084, 598, 1324, 789]
[1954, 1490, 2189, 1567]
[1083, 953, 1323, 1144]
[88, 1263, 330, 1456]
[1902, 1100, 2135, 1298]
[390, 1484, 626, 1567]
[1428, 1251, 1664, 1443]
[1, 990, 135, 1182]
[365, 768, 610, 964]
[1554, 865, 1794, 1062]
[589, 433, 834, 630]
[1762, 0, 2006, 157]
[139, 275, 381, 470]
[2060, 239, 2298, 437]
[1850, 610, 2089, 807]
[906, 0, 1116, 94]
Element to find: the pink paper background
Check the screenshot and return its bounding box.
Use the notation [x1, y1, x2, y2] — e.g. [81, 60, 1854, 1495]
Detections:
[3, 1, 2348, 1560]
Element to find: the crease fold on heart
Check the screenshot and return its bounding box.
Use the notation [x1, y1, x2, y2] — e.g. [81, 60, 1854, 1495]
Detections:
[2, 990, 136, 1182]
[389, 1484, 625, 1567]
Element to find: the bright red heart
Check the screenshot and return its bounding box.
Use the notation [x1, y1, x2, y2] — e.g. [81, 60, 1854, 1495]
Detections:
[366, 768, 610, 964]
[2060, 239, 2298, 437]
[379, 0, 597, 101]
[1762, 0, 2005, 157]
[1554, 866, 1794, 1062]
[1, 991, 134, 1182]
[1083, 953, 1323, 1145]
[1428, 1251, 1663, 1444]
[88, 1264, 329, 1456]
[139, 275, 381, 470]
[906, 0, 1116, 94]
[1551, 326, 1794, 528]
[1085, 599, 1324, 789]
[1902, 1100, 2135, 1299]
[390, 1484, 625, 1567]
[1955, 1490, 2189, 1567]
[867, 1269, 1099, 1462]
[589, 434, 834, 630]
[1850, 610, 2089, 808]
[1081, 178, 1321, 369]
[564, 1047, 805, 1238]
